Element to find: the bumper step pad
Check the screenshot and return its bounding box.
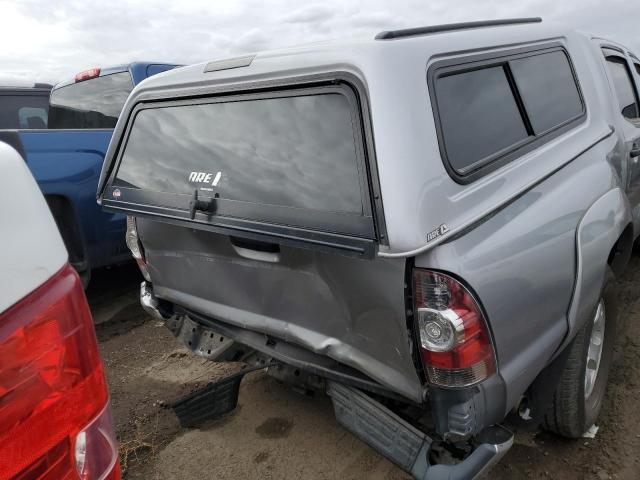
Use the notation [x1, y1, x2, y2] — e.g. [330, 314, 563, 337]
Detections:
[171, 364, 269, 428]
[327, 381, 513, 480]
[327, 381, 431, 474]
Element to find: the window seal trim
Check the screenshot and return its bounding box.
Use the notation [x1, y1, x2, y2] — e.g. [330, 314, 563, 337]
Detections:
[428, 42, 587, 185]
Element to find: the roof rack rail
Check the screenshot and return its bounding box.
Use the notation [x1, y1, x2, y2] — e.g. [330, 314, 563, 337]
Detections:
[375, 17, 542, 40]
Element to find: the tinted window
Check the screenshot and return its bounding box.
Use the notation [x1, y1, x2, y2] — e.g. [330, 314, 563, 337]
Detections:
[510, 51, 583, 133]
[0, 94, 49, 129]
[635, 63, 640, 77]
[605, 56, 640, 120]
[146, 64, 177, 77]
[48, 72, 133, 129]
[436, 66, 529, 173]
[114, 93, 363, 214]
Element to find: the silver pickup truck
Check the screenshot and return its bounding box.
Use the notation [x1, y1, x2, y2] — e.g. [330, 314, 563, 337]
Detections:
[98, 18, 640, 479]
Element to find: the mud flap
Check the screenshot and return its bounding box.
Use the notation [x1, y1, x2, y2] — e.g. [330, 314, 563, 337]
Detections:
[171, 363, 275, 428]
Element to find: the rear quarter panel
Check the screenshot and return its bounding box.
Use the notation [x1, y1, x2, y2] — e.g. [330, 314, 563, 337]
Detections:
[416, 134, 621, 414]
[0, 143, 66, 312]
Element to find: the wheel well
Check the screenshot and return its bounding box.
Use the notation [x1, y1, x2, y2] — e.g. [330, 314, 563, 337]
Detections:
[44, 195, 86, 269]
[607, 223, 633, 277]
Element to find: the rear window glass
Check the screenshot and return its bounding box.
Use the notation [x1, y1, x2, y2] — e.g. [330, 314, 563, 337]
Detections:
[510, 51, 583, 133]
[435, 66, 529, 173]
[48, 72, 133, 129]
[0, 94, 49, 129]
[113, 93, 363, 214]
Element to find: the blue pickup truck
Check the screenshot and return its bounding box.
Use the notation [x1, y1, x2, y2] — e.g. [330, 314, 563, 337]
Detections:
[0, 63, 178, 285]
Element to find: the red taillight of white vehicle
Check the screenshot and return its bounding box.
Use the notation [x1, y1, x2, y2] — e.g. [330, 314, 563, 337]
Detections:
[0, 264, 120, 480]
[412, 269, 496, 388]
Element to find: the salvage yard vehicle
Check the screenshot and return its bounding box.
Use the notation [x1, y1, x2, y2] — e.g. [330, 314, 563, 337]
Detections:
[98, 18, 640, 478]
[0, 62, 178, 287]
[0, 142, 120, 479]
[0, 82, 51, 130]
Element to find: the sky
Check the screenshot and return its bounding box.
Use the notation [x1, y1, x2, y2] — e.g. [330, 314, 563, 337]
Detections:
[1, 0, 639, 84]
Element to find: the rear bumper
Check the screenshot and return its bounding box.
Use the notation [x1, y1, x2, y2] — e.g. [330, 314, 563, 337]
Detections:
[141, 281, 513, 479]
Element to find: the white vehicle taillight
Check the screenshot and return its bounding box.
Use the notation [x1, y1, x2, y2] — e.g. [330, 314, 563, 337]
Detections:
[75, 404, 119, 480]
[0, 264, 120, 479]
[126, 216, 151, 282]
[413, 269, 496, 388]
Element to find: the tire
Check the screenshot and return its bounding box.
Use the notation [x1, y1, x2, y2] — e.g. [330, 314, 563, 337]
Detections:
[543, 270, 617, 438]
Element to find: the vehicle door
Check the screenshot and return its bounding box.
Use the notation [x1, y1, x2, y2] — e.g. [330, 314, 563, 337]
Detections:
[601, 47, 640, 218]
[627, 51, 640, 209]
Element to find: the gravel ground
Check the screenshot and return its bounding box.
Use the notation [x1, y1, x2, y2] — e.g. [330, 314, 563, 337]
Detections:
[88, 258, 640, 480]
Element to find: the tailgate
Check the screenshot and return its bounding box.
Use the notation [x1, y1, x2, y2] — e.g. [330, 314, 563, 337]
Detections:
[98, 79, 423, 402]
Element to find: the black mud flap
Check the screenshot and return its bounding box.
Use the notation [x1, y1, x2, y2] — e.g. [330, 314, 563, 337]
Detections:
[171, 363, 275, 428]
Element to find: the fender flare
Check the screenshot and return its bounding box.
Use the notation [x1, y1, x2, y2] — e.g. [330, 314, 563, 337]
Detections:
[559, 187, 631, 352]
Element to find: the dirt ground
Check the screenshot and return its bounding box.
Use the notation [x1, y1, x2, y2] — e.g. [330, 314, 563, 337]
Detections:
[88, 259, 640, 480]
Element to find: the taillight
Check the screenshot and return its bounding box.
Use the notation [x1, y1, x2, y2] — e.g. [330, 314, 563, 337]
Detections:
[126, 216, 151, 282]
[412, 269, 495, 388]
[0, 264, 120, 480]
[74, 68, 100, 83]
[75, 404, 120, 480]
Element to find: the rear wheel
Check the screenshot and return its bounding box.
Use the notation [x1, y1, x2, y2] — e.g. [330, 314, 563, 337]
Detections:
[543, 272, 617, 438]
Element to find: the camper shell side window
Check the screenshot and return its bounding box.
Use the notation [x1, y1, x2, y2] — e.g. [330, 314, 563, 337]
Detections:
[429, 43, 587, 184]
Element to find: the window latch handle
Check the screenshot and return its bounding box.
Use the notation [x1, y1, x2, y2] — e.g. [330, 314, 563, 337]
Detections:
[189, 190, 216, 220]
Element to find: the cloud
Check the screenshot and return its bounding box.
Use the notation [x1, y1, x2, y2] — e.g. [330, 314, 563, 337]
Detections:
[1, 0, 639, 83]
[283, 4, 335, 24]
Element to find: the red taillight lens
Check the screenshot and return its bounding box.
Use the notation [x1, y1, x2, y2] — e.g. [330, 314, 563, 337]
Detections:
[0, 264, 120, 480]
[413, 269, 496, 388]
[74, 68, 100, 83]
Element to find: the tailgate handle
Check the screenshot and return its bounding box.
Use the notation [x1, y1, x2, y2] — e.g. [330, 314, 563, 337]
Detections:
[189, 190, 217, 220]
[230, 237, 281, 263]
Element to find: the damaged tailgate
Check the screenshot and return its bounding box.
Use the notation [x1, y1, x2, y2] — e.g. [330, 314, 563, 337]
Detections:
[97, 76, 424, 402]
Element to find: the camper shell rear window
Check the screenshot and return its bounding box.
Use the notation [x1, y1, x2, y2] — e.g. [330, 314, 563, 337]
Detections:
[102, 83, 381, 257]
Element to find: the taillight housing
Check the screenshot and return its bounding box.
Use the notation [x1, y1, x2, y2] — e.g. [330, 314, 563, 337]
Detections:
[126, 216, 151, 282]
[0, 264, 120, 480]
[412, 269, 496, 388]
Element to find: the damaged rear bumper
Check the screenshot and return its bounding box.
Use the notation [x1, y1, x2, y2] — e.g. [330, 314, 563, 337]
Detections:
[141, 281, 513, 479]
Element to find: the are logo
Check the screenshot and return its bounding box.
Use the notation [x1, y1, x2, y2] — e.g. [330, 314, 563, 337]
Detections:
[426, 224, 450, 243]
[112, 188, 121, 199]
[189, 171, 222, 186]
